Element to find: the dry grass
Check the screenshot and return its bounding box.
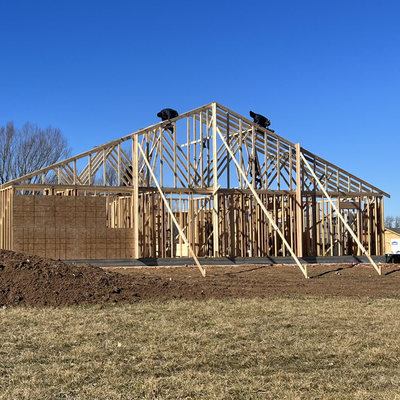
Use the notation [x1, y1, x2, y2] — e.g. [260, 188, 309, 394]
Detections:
[1, 298, 400, 399]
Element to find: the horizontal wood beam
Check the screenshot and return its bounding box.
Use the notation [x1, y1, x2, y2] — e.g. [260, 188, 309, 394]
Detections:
[5, 183, 388, 201]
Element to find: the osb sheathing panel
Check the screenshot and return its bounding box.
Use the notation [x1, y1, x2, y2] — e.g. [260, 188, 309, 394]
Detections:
[13, 195, 134, 260]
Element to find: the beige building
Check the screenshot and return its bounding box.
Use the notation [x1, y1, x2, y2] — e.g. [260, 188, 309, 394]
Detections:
[384, 228, 400, 254]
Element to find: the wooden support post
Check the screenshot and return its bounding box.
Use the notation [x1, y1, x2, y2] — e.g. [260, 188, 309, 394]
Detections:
[273, 195, 277, 256]
[295, 144, 303, 257]
[374, 199, 378, 254]
[159, 128, 164, 187]
[337, 200, 343, 255]
[212, 103, 219, 257]
[0, 190, 3, 249]
[239, 119, 243, 189]
[281, 195, 285, 256]
[10, 189, 13, 250]
[379, 197, 385, 255]
[73, 160, 77, 185]
[187, 117, 191, 187]
[103, 149, 107, 185]
[206, 109, 210, 187]
[230, 194, 235, 257]
[251, 125, 255, 190]
[137, 141, 206, 277]
[151, 193, 156, 257]
[226, 113, 230, 189]
[190, 194, 196, 255]
[289, 146, 293, 191]
[322, 197, 327, 256]
[200, 112, 204, 187]
[179, 193, 183, 256]
[88, 154, 92, 185]
[367, 197, 371, 254]
[357, 197, 362, 256]
[329, 199, 333, 256]
[173, 125, 177, 188]
[277, 139, 281, 190]
[300, 152, 381, 275]
[132, 135, 139, 259]
[264, 131, 269, 189]
[118, 144, 121, 186]
[169, 194, 174, 258]
[311, 194, 317, 255]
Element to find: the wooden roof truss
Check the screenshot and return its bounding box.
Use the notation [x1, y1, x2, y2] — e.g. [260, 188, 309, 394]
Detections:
[3, 102, 388, 199]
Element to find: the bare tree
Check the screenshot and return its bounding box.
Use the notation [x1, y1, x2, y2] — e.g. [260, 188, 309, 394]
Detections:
[0, 122, 17, 184]
[91, 144, 154, 187]
[0, 121, 71, 184]
[93, 164, 119, 186]
[395, 216, 400, 228]
[385, 215, 394, 228]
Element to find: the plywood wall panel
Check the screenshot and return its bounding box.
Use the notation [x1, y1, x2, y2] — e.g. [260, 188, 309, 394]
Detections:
[11, 195, 136, 260]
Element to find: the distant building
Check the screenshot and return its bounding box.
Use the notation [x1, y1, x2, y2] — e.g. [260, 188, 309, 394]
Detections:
[384, 228, 400, 253]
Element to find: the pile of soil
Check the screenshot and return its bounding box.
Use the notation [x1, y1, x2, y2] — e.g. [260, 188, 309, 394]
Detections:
[1, 250, 399, 307]
[0, 250, 205, 307]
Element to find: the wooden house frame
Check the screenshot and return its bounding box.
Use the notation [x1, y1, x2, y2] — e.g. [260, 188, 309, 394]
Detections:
[0, 102, 390, 277]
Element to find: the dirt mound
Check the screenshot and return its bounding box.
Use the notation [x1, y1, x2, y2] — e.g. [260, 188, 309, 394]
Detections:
[1, 250, 400, 307]
[0, 250, 205, 307]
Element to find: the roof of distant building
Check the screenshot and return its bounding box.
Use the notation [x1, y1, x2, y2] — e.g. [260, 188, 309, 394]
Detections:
[386, 227, 400, 235]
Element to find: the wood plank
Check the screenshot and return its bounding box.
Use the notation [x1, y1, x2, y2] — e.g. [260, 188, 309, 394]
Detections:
[212, 103, 219, 257]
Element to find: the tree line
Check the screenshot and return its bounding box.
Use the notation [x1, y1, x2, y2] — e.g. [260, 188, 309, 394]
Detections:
[385, 216, 400, 229]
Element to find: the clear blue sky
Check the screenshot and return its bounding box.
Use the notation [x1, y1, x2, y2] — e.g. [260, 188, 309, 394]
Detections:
[1, 0, 399, 216]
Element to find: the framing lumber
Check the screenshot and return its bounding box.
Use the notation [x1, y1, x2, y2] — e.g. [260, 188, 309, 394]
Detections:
[137, 141, 206, 277]
[217, 127, 308, 278]
[300, 152, 382, 275]
[132, 136, 139, 258]
[295, 143, 303, 257]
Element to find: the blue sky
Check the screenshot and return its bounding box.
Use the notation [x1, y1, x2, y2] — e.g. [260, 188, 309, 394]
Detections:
[1, 0, 399, 216]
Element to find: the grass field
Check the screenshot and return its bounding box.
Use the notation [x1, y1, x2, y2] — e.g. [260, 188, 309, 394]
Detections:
[1, 298, 400, 399]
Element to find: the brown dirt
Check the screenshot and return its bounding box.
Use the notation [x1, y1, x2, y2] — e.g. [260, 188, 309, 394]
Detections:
[1, 249, 399, 307]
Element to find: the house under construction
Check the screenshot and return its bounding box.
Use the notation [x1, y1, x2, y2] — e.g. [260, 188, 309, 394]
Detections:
[0, 102, 389, 277]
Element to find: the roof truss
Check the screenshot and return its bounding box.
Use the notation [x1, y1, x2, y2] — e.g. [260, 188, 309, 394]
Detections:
[1, 102, 389, 198]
